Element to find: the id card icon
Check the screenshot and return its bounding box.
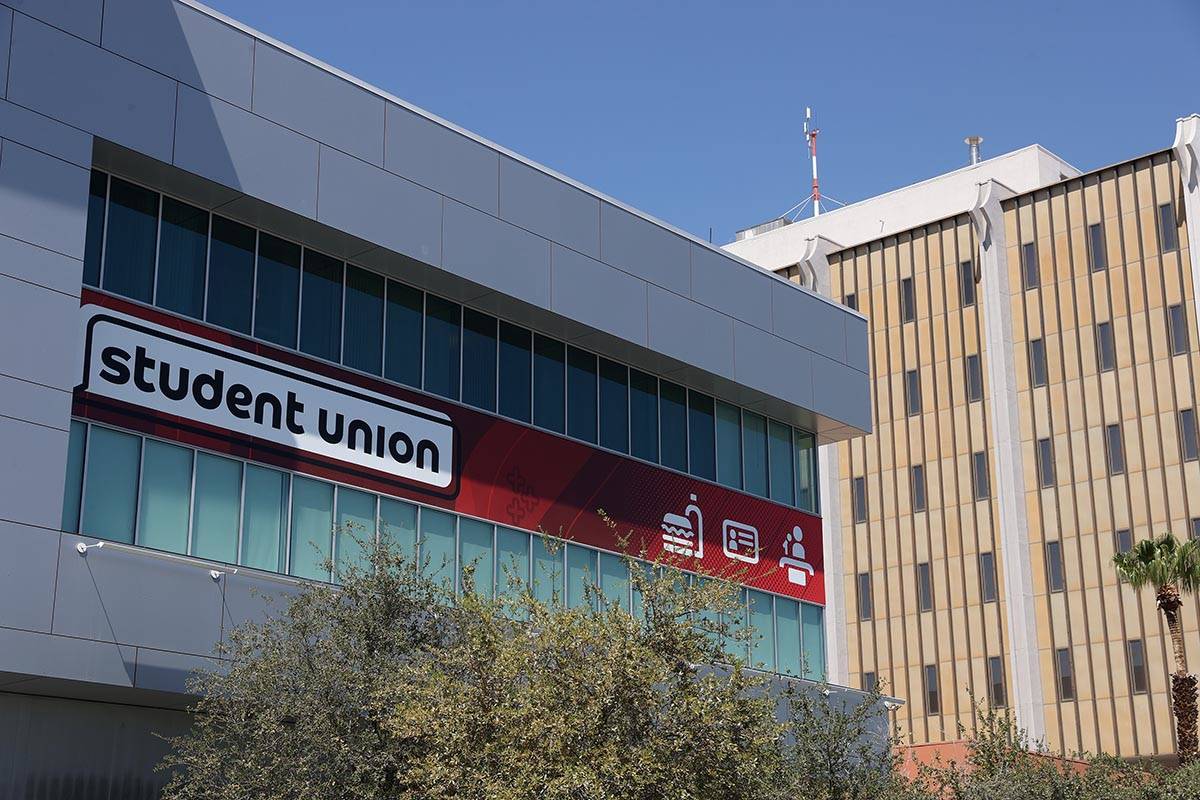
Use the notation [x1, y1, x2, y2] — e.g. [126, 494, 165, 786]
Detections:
[721, 520, 759, 564]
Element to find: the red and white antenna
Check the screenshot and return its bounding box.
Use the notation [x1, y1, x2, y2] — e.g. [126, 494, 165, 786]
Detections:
[804, 106, 821, 217]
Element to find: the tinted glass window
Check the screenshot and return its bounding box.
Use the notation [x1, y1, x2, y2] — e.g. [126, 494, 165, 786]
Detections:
[917, 562, 933, 612]
[852, 475, 867, 524]
[424, 295, 462, 400]
[960, 260, 976, 307]
[972, 451, 990, 499]
[924, 664, 940, 714]
[384, 281, 423, 388]
[598, 359, 629, 453]
[965, 354, 983, 402]
[533, 336, 565, 433]
[1096, 321, 1115, 372]
[1115, 528, 1133, 554]
[768, 420, 795, 505]
[343, 266, 384, 375]
[206, 217, 256, 335]
[102, 177, 159, 303]
[81, 426, 141, 544]
[748, 590, 775, 672]
[687, 392, 716, 481]
[1158, 202, 1178, 252]
[987, 656, 1007, 707]
[1192, 518, 1200, 541]
[911, 464, 927, 512]
[1181, 409, 1199, 462]
[801, 603, 825, 680]
[659, 381, 688, 472]
[254, 233, 301, 349]
[498, 322, 532, 423]
[629, 369, 659, 463]
[242, 465, 288, 573]
[794, 430, 817, 513]
[1168, 304, 1190, 356]
[566, 544, 596, 610]
[863, 672, 878, 693]
[462, 309, 498, 412]
[1106, 423, 1125, 475]
[190, 452, 242, 564]
[980, 551, 997, 602]
[155, 197, 208, 319]
[334, 487, 377, 578]
[1046, 540, 1065, 593]
[1056, 647, 1075, 700]
[901, 277, 915, 322]
[905, 369, 921, 416]
[1128, 639, 1148, 694]
[83, 170, 107, 286]
[1088, 222, 1106, 271]
[844, 293, 857, 310]
[566, 347, 598, 443]
[776, 598, 801, 677]
[61, 421, 87, 533]
[1038, 437, 1056, 487]
[496, 527, 530, 603]
[137, 439, 192, 555]
[458, 518, 494, 598]
[299, 250, 344, 363]
[419, 507, 456, 591]
[857, 572, 872, 620]
[743, 412, 768, 498]
[1029, 338, 1048, 387]
[1021, 242, 1039, 289]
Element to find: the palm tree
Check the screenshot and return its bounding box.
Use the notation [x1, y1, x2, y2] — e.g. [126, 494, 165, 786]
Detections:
[1112, 532, 1200, 765]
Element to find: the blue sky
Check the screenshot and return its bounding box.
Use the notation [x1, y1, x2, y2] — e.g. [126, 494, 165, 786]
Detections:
[206, 0, 1200, 243]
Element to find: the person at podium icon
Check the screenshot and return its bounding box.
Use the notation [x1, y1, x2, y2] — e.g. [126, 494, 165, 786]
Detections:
[780, 525, 814, 587]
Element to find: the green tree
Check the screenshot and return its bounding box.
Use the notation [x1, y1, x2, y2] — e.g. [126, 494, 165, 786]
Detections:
[1113, 532, 1200, 765]
[158, 530, 788, 800]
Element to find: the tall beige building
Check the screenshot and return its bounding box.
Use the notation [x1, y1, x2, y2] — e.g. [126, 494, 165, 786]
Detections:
[727, 115, 1200, 760]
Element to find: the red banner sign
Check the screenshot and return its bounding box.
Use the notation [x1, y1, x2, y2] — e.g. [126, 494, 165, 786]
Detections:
[74, 290, 824, 604]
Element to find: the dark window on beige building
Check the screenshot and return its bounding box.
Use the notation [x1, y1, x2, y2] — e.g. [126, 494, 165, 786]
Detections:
[1116, 529, 1133, 582]
[965, 354, 983, 402]
[987, 655, 1007, 708]
[1046, 540, 1065, 593]
[905, 369, 921, 417]
[1106, 423, 1126, 475]
[911, 464, 927, 512]
[844, 292, 857, 311]
[1087, 222, 1107, 271]
[901, 277, 916, 323]
[1021, 242, 1039, 289]
[1128, 639, 1148, 694]
[852, 476, 867, 524]
[1169, 304, 1190, 355]
[1181, 409, 1199, 462]
[972, 451, 990, 500]
[1037, 437, 1056, 487]
[959, 260, 976, 307]
[1029, 338, 1048, 387]
[857, 572, 873, 621]
[980, 552, 997, 602]
[1158, 202, 1178, 252]
[863, 671, 878, 692]
[1055, 647, 1075, 701]
[924, 664, 941, 714]
[917, 562, 933, 612]
[1096, 321, 1116, 372]
[1192, 518, 1200, 541]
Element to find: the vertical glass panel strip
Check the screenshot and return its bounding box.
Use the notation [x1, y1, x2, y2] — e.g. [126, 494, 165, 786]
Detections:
[384, 281, 423, 388]
[419, 507, 456, 590]
[343, 265, 384, 375]
[598, 552, 628, 609]
[61, 420, 87, 533]
[423, 295, 461, 400]
[532, 536, 562, 606]
[687, 391, 716, 480]
[299, 249, 344, 363]
[598, 359, 629, 453]
[768, 420, 795, 505]
[241, 464, 288, 573]
[102, 177, 158, 303]
[533, 335, 566, 433]
[629, 369, 659, 463]
[715, 401, 742, 489]
[461, 309, 498, 412]
[81, 427, 141, 544]
[379, 497, 418, 564]
[190, 453, 242, 564]
[794, 429, 817, 512]
[289, 476, 334, 581]
[566, 347, 598, 443]
[498, 322, 532, 423]
[747, 590, 775, 672]
[775, 597, 802, 677]
[496, 526, 530, 603]
[566, 543, 597, 609]
[82, 171, 107, 287]
[254, 233, 301, 349]
[458, 517, 495, 597]
[156, 197, 208, 319]
[335, 487, 376, 579]
[743, 412, 768, 498]
[206, 216, 256, 335]
[137, 440, 193, 555]
[659, 381, 688, 472]
[801, 602, 825, 680]
[630, 561, 656, 618]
